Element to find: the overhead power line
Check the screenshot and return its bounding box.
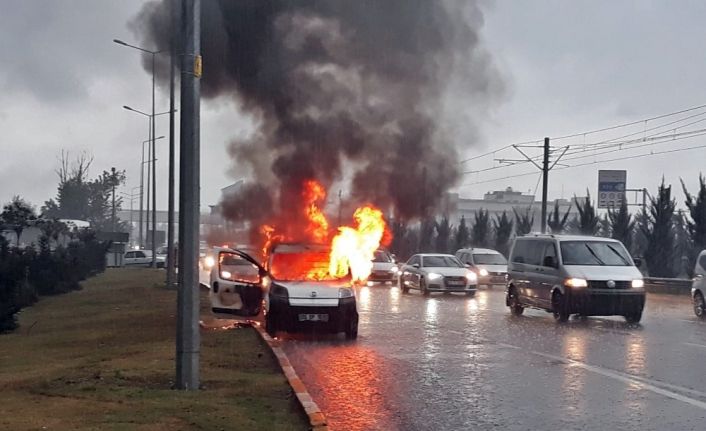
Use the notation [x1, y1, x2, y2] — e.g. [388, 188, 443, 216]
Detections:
[458, 102, 706, 164]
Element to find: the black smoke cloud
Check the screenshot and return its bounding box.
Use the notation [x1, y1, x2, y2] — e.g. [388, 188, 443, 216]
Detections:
[132, 0, 503, 230]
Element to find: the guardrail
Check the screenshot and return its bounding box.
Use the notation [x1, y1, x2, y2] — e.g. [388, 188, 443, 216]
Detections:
[644, 277, 692, 295]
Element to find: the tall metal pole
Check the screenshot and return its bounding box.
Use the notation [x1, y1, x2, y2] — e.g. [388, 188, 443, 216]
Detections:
[167, 0, 177, 288]
[145, 138, 151, 248]
[111, 167, 117, 232]
[151, 53, 158, 267]
[139, 139, 145, 247]
[176, 0, 201, 390]
[541, 137, 550, 234]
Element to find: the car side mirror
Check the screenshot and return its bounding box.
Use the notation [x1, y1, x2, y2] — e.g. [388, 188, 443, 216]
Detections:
[543, 256, 556, 268]
[412, 263, 420, 269]
[633, 257, 642, 268]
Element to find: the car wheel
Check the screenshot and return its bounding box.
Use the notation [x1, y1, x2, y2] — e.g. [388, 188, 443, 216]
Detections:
[694, 291, 706, 320]
[420, 278, 429, 296]
[345, 316, 359, 340]
[552, 291, 569, 323]
[399, 276, 409, 294]
[508, 289, 524, 316]
[624, 311, 643, 324]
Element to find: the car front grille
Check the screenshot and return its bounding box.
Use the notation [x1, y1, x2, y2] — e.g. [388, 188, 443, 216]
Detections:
[588, 280, 631, 289]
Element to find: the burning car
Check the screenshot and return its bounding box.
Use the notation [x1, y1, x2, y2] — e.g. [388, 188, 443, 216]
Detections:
[264, 243, 359, 339]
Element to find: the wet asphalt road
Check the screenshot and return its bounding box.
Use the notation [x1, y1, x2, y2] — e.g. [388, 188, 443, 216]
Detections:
[277, 286, 706, 431]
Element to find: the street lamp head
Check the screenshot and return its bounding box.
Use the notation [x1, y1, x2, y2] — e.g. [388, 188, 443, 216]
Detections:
[123, 105, 133, 111]
[113, 39, 128, 46]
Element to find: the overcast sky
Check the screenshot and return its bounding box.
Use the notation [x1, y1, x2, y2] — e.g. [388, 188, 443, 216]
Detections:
[2, 0, 706, 213]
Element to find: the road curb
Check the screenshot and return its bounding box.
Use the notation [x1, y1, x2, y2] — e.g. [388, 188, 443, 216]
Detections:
[251, 322, 328, 431]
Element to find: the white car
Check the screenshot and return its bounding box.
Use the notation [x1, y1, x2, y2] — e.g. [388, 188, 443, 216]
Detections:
[264, 243, 359, 339]
[692, 250, 706, 319]
[455, 248, 508, 287]
[123, 249, 165, 268]
[398, 253, 478, 296]
[368, 249, 398, 284]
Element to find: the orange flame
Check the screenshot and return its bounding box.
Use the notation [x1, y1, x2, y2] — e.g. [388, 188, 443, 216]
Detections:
[261, 180, 390, 282]
[303, 180, 329, 243]
[329, 206, 388, 282]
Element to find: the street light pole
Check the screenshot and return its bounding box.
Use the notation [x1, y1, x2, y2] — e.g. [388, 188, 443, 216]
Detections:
[167, 0, 178, 289]
[176, 0, 201, 390]
[151, 50, 157, 268]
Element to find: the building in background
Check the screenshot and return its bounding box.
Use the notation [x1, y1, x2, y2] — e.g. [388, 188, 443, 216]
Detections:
[443, 187, 580, 233]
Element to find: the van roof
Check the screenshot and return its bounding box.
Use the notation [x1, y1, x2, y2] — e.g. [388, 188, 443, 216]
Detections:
[456, 247, 502, 254]
[517, 233, 621, 242]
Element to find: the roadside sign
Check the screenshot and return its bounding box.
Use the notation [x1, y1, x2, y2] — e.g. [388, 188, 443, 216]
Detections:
[598, 170, 627, 208]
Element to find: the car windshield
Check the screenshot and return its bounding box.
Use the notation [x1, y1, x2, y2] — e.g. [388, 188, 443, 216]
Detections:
[372, 251, 392, 263]
[473, 253, 507, 265]
[422, 256, 463, 268]
[219, 252, 259, 282]
[269, 246, 349, 282]
[560, 241, 632, 266]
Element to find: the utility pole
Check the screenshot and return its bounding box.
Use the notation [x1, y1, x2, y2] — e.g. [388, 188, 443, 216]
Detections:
[151, 49, 157, 267]
[176, 0, 201, 391]
[338, 190, 342, 226]
[513, 138, 568, 234]
[541, 137, 549, 233]
[139, 138, 145, 247]
[167, 0, 177, 289]
[111, 167, 117, 232]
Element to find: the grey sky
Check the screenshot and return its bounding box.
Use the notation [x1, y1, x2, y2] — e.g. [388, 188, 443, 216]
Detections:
[1, 0, 705, 213]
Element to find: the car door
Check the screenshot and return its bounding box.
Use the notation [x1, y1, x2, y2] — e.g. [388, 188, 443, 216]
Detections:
[510, 240, 533, 303]
[403, 255, 421, 288]
[535, 241, 560, 308]
[522, 240, 545, 307]
[209, 249, 267, 317]
[135, 251, 149, 266]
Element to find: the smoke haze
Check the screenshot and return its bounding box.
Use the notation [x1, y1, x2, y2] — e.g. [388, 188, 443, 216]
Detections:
[132, 0, 504, 234]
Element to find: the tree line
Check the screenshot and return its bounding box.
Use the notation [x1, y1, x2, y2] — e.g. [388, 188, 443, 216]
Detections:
[389, 176, 706, 279]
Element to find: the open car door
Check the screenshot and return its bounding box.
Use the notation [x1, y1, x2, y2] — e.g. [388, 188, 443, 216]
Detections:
[209, 249, 267, 317]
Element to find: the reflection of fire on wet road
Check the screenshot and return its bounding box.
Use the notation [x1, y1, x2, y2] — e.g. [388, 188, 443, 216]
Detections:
[281, 340, 398, 431]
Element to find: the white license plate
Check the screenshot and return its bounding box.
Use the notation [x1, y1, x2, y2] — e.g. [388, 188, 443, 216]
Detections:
[447, 280, 465, 286]
[298, 313, 329, 322]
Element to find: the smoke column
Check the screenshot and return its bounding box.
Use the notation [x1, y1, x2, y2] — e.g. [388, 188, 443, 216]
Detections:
[132, 0, 504, 237]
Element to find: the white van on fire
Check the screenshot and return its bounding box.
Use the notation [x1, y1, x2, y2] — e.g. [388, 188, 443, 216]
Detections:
[263, 243, 359, 339]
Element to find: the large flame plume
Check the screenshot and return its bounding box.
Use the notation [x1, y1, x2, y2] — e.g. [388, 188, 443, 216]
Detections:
[265, 179, 389, 282]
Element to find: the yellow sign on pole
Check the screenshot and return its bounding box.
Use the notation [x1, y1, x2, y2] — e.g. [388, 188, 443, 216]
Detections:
[194, 55, 202, 77]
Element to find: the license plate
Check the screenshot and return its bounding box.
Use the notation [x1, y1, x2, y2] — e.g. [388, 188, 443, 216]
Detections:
[446, 280, 465, 286]
[298, 313, 329, 322]
[491, 276, 505, 283]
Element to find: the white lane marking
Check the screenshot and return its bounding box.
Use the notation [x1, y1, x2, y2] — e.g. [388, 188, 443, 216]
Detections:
[497, 342, 706, 410]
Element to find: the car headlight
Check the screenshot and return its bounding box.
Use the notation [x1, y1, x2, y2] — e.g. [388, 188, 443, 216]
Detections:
[339, 287, 354, 298]
[632, 279, 644, 288]
[564, 278, 588, 288]
[389, 265, 399, 273]
[466, 271, 477, 282]
[479, 268, 489, 277]
[428, 273, 443, 281]
[220, 270, 232, 280]
[204, 256, 215, 269]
